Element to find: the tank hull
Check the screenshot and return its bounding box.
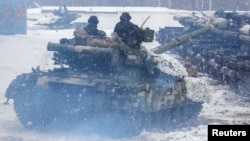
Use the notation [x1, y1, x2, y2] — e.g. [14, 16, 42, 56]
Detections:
[5, 68, 202, 137]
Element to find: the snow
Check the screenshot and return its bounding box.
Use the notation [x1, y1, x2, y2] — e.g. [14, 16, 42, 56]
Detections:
[1, 6, 250, 141]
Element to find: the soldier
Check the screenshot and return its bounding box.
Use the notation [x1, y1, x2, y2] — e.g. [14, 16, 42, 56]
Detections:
[83, 15, 106, 37]
[184, 57, 198, 77]
[59, 5, 68, 16]
[74, 15, 106, 37]
[73, 15, 106, 45]
[53, 4, 68, 17]
[114, 12, 143, 48]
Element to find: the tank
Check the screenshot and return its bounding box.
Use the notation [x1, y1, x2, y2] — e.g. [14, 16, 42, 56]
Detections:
[4, 26, 211, 137]
[156, 10, 250, 98]
[47, 13, 82, 29]
[38, 6, 86, 29]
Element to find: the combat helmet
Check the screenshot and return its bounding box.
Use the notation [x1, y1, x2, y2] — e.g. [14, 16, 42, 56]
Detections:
[120, 12, 131, 21]
[88, 15, 99, 24]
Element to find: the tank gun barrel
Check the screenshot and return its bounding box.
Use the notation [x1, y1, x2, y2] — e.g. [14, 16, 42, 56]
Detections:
[152, 25, 214, 54]
[47, 42, 114, 54]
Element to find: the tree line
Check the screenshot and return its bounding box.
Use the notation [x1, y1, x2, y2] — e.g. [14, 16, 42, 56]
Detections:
[28, 0, 250, 11]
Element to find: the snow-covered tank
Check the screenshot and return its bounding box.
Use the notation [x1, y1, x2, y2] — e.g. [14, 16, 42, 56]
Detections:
[156, 10, 250, 98]
[4, 26, 212, 137]
[38, 5, 86, 29]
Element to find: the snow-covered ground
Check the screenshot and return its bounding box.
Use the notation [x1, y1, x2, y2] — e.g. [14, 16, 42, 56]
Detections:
[0, 7, 250, 141]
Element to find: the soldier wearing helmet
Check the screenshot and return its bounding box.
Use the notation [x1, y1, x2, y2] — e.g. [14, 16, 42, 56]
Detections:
[83, 15, 106, 37]
[73, 15, 106, 45]
[114, 12, 143, 48]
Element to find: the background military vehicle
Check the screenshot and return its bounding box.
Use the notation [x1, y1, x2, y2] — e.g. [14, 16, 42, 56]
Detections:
[37, 5, 86, 29]
[156, 10, 250, 98]
[4, 25, 212, 137]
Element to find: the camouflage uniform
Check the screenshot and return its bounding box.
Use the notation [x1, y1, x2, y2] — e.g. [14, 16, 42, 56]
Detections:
[73, 15, 106, 45]
[114, 12, 143, 48]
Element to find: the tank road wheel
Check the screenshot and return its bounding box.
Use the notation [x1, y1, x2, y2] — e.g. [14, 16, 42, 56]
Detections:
[170, 101, 202, 128]
[144, 109, 172, 131]
[76, 110, 144, 138]
[143, 101, 202, 132]
[181, 101, 202, 121]
[99, 111, 143, 138]
[14, 87, 56, 129]
[238, 76, 250, 97]
[156, 109, 172, 131]
[10, 74, 56, 129]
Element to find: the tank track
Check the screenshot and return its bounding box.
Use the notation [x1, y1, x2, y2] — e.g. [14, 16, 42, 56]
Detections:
[6, 73, 58, 129]
[143, 100, 202, 132]
[6, 73, 202, 138]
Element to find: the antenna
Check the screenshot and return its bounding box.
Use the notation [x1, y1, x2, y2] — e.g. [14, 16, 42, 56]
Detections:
[140, 16, 150, 28]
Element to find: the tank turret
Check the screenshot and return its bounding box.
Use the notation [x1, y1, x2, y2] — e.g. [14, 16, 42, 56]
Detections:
[38, 5, 86, 29]
[4, 26, 209, 138]
[47, 25, 214, 72]
[156, 11, 250, 98]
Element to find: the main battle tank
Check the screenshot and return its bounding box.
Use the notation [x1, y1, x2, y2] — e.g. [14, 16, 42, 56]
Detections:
[4, 25, 212, 137]
[156, 11, 250, 98]
[38, 5, 86, 29]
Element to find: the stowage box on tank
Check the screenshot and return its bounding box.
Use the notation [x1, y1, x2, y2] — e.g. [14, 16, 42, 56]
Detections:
[4, 25, 208, 137]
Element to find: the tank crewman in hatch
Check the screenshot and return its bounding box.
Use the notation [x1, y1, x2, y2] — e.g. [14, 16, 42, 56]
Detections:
[74, 15, 106, 37]
[53, 4, 68, 17]
[59, 5, 68, 16]
[83, 15, 106, 36]
[72, 15, 120, 47]
[113, 12, 143, 48]
[73, 15, 107, 45]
